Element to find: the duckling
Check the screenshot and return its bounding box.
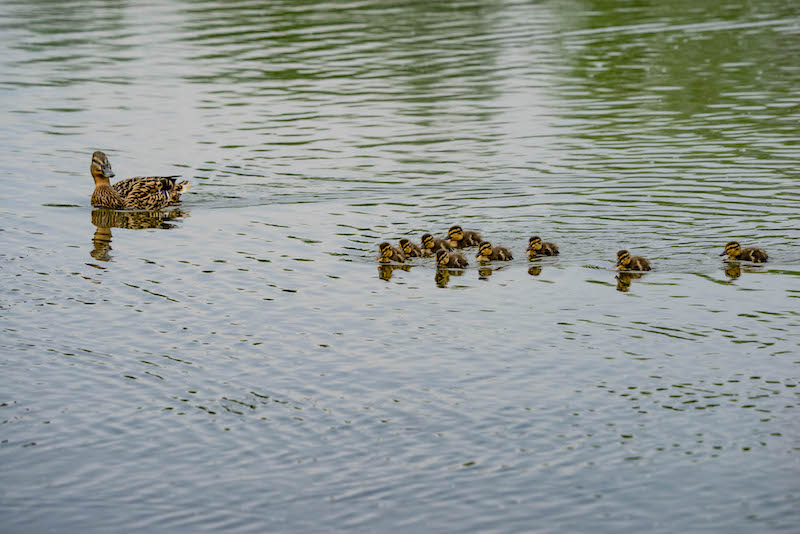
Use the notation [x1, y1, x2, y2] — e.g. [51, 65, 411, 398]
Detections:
[399, 238, 423, 258]
[90, 151, 190, 210]
[616, 249, 651, 271]
[526, 236, 559, 258]
[447, 225, 482, 248]
[475, 241, 513, 262]
[420, 233, 452, 256]
[720, 241, 768, 263]
[436, 249, 468, 269]
[377, 242, 406, 263]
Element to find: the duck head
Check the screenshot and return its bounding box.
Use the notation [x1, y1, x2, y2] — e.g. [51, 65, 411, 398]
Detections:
[90, 151, 115, 184]
[721, 241, 741, 259]
[447, 225, 464, 246]
[615, 249, 631, 269]
[476, 241, 493, 259]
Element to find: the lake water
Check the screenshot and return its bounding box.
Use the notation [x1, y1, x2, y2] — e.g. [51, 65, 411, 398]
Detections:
[2, 0, 799, 532]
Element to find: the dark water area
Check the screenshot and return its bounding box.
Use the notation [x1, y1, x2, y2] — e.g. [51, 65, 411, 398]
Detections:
[1, 1, 799, 532]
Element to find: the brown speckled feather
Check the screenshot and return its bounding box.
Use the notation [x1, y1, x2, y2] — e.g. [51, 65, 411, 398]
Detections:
[527, 242, 559, 257]
[110, 176, 189, 210]
[737, 247, 768, 263]
[399, 239, 423, 258]
[461, 230, 483, 247]
[480, 246, 513, 261]
[627, 256, 651, 271]
[448, 252, 469, 268]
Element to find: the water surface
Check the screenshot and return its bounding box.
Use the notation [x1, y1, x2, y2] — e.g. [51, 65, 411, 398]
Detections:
[1, 0, 799, 532]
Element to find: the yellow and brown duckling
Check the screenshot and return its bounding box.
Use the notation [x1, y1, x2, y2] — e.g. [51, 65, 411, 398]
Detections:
[447, 225, 482, 248]
[90, 151, 191, 210]
[616, 250, 651, 271]
[720, 241, 768, 263]
[421, 233, 452, 256]
[399, 238, 424, 258]
[436, 249, 469, 269]
[377, 242, 406, 263]
[526, 236, 559, 258]
[475, 241, 513, 262]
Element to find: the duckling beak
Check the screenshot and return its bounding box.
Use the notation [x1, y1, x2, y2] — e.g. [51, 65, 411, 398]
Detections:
[719, 251, 728, 256]
[102, 164, 115, 179]
[615, 261, 622, 268]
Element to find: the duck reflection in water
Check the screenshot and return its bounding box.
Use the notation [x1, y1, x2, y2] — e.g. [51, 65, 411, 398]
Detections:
[528, 265, 542, 276]
[724, 262, 741, 280]
[434, 266, 465, 288]
[615, 272, 645, 292]
[90, 208, 187, 261]
[378, 264, 410, 281]
[723, 261, 764, 281]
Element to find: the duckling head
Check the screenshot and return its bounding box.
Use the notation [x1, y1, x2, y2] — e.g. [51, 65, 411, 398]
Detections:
[616, 249, 631, 269]
[527, 236, 542, 252]
[476, 241, 492, 259]
[721, 241, 741, 258]
[447, 225, 464, 245]
[90, 151, 115, 183]
[421, 233, 436, 251]
[377, 242, 393, 261]
[399, 238, 414, 255]
[435, 249, 450, 267]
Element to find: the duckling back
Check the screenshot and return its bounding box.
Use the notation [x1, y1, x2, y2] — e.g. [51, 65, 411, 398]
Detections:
[739, 247, 768, 263]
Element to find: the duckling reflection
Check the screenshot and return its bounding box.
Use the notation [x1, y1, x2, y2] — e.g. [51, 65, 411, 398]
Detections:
[478, 266, 493, 280]
[378, 264, 410, 281]
[724, 262, 741, 280]
[615, 272, 644, 292]
[434, 265, 465, 288]
[528, 266, 542, 276]
[89, 209, 187, 261]
[723, 261, 766, 281]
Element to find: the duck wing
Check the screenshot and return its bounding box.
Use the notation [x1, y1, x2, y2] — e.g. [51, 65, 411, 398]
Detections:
[113, 176, 182, 210]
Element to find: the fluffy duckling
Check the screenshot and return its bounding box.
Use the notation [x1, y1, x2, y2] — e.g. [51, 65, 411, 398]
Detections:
[447, 225, 482, 248]
[720, 241, 768, 263]
[90, 151, 190, 210]
[616, 250, 651, 271]
[399, 238, 423, 258]
[526, 236, 559, 258]
[421, 233, 452, 256]
[475, 241, 513, 262]
[436, 249, 468, 269]
[377, 242, 406, 263]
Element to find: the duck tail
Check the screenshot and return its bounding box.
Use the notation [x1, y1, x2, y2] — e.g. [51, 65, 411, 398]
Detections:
[167, 180, 191, 204]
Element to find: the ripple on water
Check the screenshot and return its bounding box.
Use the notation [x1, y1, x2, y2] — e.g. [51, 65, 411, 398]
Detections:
[2, 0, 800, 532]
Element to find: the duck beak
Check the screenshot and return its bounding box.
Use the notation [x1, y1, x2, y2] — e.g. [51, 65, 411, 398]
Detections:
[615, 261, 622, 268]
[719, 251, 727, 256]
[102, 164, 115, 179]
